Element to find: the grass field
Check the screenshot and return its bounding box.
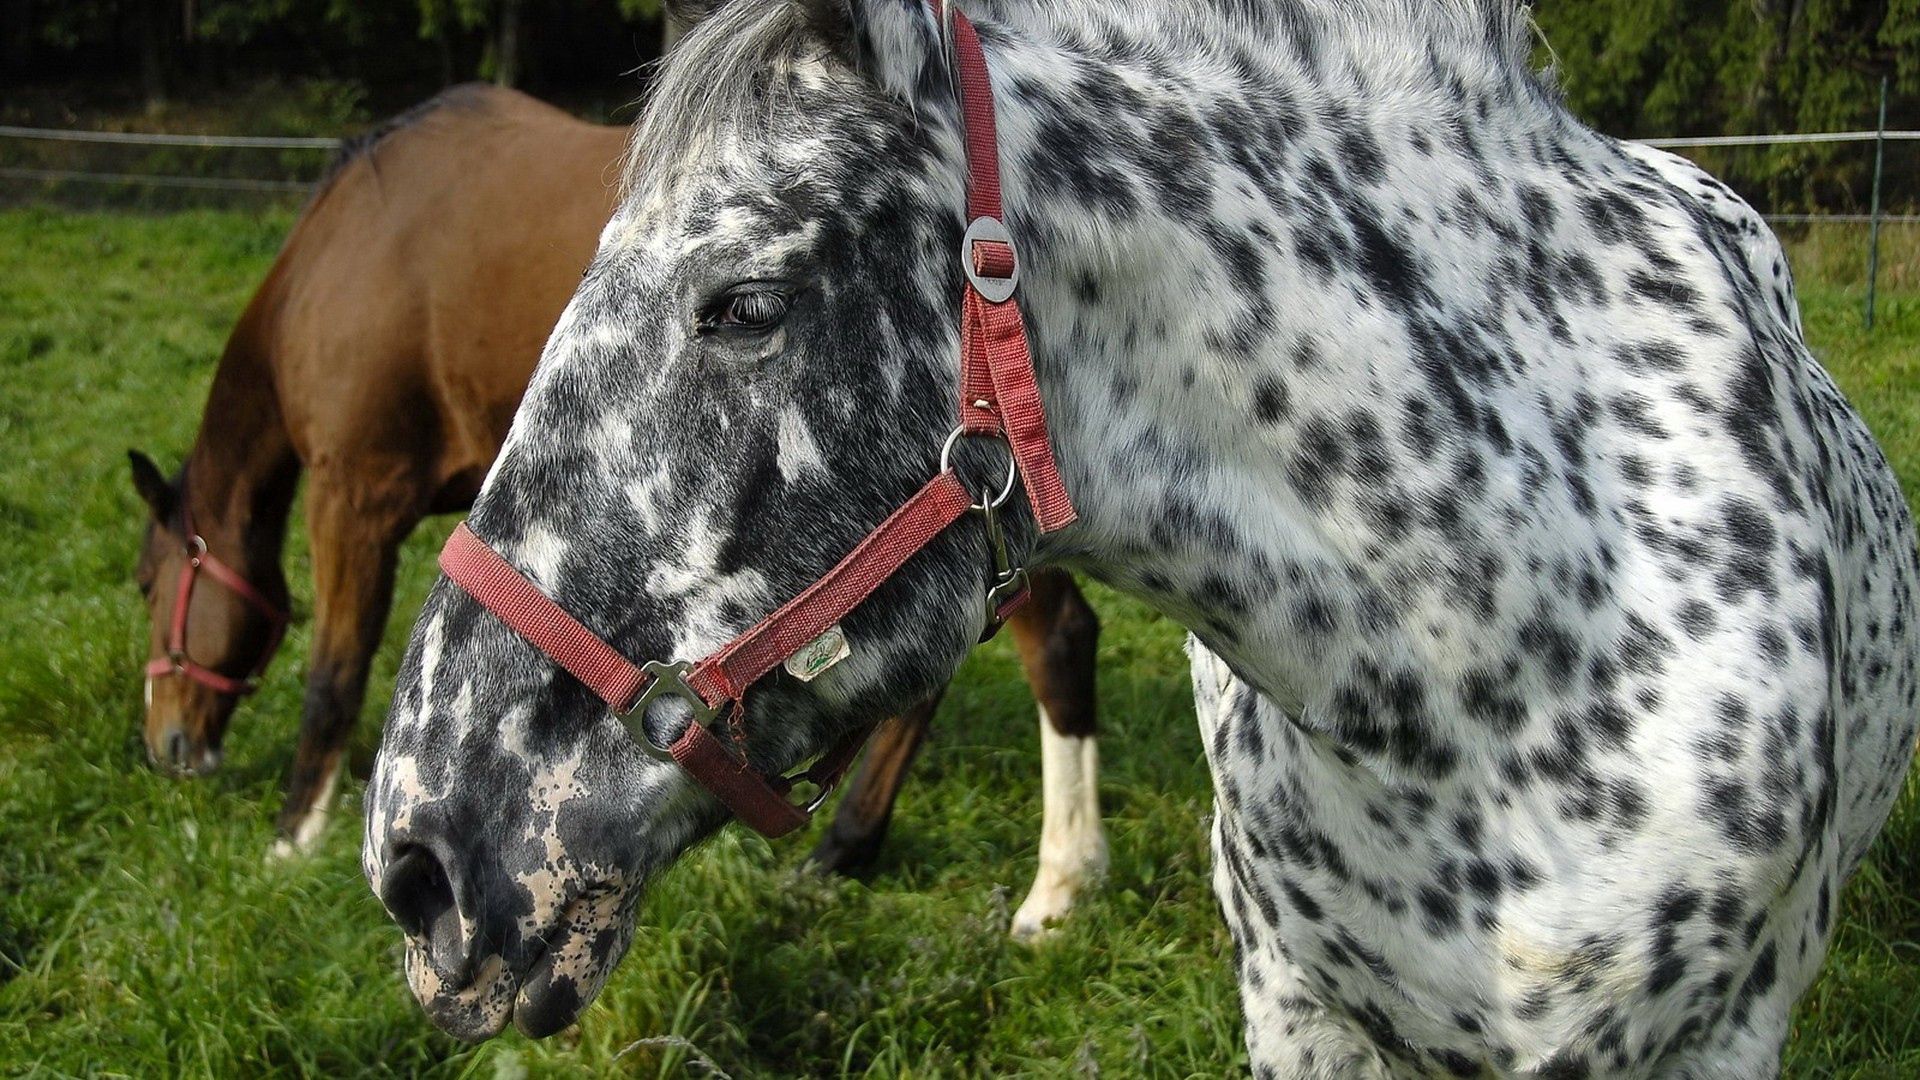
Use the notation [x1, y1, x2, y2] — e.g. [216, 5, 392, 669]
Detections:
[0, 207, 1916, 1078]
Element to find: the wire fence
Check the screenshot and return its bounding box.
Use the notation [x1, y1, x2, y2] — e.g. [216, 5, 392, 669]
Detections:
[0, 166, 315, 193]
[1637, 130, 1920, 148]
[0, 123, 343, 199]
[2, 119, 1912, 209]
[2, 116, 1914, 324]
[0, 125, 342, 150]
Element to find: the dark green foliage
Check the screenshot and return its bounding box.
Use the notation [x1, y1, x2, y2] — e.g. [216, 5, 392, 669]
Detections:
[3, 2, 1912, 209]
[1534, 0, 1918, 211]
[1, 1, 667, 108]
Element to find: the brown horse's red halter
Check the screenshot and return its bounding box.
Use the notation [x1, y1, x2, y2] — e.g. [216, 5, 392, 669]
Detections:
[438, 3, 1074, 839]
[145, 501, 289, 698]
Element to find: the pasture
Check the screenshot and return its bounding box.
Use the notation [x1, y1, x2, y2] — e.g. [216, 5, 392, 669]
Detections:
[0, 206, 1916, 1077]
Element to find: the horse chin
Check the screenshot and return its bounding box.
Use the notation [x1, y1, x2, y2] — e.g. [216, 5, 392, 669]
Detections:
[403, 883, 638, 1041]
[405, 948, 516, 1042]
[511, 884, 638, 1037]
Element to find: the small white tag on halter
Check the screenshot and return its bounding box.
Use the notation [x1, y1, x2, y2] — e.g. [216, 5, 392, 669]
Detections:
[784, 625, 850, 683]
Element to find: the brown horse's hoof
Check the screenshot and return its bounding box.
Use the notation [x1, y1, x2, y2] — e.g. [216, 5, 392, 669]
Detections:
[805, 819, 888, 876]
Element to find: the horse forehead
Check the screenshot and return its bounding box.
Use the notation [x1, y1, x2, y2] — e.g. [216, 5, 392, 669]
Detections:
[596, 189, 827, 279]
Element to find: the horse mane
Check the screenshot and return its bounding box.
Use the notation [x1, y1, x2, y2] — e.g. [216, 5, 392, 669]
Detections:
[623, 0, 823, 194]
[624, 0, 1538, 192]
[1278, 0, 1533, 62]
[311, 83, 497, 200]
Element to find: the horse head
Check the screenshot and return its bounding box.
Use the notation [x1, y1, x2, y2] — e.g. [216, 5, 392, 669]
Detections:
[361, 0, 1071, 1039]
[128, 450, 290, 777]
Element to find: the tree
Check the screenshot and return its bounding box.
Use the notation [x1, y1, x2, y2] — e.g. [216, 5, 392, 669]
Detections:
[414, 0, 664, 87]
[1534, 0, 1916, 210]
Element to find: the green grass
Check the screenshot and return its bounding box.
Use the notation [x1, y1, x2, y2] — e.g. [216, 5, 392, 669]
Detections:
[0, 207, 1915, 1078]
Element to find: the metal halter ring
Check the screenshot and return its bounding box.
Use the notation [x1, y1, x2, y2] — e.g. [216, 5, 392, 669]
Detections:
[186, 534, 208, 562]
[940, 426, 1018, 511]
[622, 659, 728, 763]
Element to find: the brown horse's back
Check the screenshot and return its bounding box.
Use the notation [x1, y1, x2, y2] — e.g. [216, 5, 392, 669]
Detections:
[265, 84, 627, 508]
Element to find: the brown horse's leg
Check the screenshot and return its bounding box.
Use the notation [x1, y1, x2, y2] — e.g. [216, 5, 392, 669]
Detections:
[1007, 570, 1105, 940]
[808, 569, 1103, 913]
[806, 696, 943, 874]
[270, 478, 412, 857]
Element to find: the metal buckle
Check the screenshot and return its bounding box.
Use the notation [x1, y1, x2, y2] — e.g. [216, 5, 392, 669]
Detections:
[622, 659, 727, 763]
[961, 217, 1020, 303]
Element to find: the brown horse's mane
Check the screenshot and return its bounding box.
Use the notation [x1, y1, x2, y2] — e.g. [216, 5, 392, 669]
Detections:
[310, 83, 496, 202]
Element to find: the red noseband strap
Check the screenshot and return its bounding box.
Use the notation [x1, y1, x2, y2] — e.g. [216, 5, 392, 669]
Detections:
[440, 471, 976, 838]
[437, 3, 1074, 839]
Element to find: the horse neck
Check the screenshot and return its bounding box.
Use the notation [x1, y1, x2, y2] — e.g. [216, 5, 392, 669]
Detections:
[993, 8, 1554, 714]
[182, 287, 301, 583]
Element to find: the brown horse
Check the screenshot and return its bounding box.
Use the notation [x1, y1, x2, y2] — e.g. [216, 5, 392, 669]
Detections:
[128, 83, 1106, 932]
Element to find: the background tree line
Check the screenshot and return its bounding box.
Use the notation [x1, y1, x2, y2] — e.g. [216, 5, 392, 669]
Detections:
[1, 0, 671, 112]
[1536, 0, 1916, 210]
[0, 0, 1913, 209]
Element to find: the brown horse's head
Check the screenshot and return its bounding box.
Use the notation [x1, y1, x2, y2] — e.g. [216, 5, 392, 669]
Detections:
[128, 450, 288, 777]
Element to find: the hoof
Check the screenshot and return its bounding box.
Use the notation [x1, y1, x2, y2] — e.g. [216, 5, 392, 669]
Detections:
[265, 807, 332, 863]
[1011, 894, 1072, 942]
[1011, 841, 1108, 942]
[806, 824, 885, 876]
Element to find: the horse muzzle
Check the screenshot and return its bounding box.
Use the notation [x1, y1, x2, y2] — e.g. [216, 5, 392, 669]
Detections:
[147, 729, 223, 777]
[373, 819, 637, 1039]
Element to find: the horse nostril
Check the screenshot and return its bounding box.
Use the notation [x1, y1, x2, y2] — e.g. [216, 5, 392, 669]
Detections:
[165, 730, 189, 768]
[381, 844, 470, 982]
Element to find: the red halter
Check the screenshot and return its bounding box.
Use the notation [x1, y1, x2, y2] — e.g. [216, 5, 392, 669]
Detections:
[438, 3, 1073, 839]
[144, 501, 289, 698]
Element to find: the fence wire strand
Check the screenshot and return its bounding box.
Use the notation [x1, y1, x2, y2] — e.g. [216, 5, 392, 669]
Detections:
[1636, 131, 1920, 148]
[0, 166, 312, 193]
[0, 125, 340, 149]
[0, 125, 1912, 223]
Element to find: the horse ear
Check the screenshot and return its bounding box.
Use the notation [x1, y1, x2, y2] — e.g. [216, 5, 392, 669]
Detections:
[128, 450, 175, 521]
[833, 0, 945, 104]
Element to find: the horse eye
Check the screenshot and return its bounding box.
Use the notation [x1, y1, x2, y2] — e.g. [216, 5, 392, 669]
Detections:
[711, 288, 790, 333]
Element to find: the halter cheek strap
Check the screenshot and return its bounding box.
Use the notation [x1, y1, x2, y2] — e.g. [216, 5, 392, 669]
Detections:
[940, 0, 1076, 535]
[438, 3, 1074, 840]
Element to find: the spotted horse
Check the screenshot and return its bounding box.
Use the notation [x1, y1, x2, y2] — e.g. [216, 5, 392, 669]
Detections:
[362, 0, 1920, 1073]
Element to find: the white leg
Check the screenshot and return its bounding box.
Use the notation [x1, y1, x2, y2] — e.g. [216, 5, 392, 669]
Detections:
[1012, 706, 1108, 941]
[267, 757, 343, 861]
